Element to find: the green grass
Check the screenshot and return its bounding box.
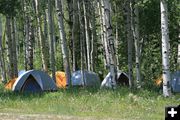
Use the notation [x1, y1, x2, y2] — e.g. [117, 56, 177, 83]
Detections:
[0, 84, 179, 120]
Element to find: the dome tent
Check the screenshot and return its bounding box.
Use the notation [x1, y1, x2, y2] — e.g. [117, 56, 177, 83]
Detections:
[71, 70, 101, 87]
[54, 71, 67, 88]
[101, 71, 129, 88]
[171, 71, 180, 93]
[12, 70, 57, 92]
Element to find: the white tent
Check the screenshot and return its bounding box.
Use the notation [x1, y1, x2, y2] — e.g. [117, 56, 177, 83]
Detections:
[101, 72, 129, 88]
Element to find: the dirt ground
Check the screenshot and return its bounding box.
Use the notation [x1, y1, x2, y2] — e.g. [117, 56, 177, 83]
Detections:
[0, 113, 86, 120]
[0, 113, 119, 120]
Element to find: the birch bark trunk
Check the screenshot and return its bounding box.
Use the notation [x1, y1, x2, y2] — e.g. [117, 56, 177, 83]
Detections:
[67, 0, 73, 71]
[125, 0, 133, 88]
[115, 4, 119, 71]
[98, 0, 106, 68]
[72, 0, 78, 71]
[44, 11, 48, 49]
[6, 16, 14, 79]
[78, 0, 85, 85]
[27, 16, 34, 70]
[35, 0, 49, 72]
[24, 0, 34, 70]
[0, 16, 7, 83]
[134, 0, 141, 88]
[177, 25, 180, 69]
[48, 0, 56, 82]
[11, 18, 18, 77]
[55, 0, 71, 86]
[24, 0, 29, 70]
[160, 0, 171, 97]
[101, 0, 110, 66]
[103, 0, 117, 88]
[90, 1, 96, 72]
[83, 0, 91, 71]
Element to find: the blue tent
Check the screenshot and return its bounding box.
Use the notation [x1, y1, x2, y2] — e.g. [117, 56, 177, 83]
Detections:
[13, 70, 57, 92]
[171, 71, 180, 92]
[71, 70, 100, 87]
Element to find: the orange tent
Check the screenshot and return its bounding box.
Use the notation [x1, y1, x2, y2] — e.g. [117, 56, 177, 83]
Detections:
[54, 71, 67, 88]
[155, 75, 163, 86]
[5, 78, 17, 90]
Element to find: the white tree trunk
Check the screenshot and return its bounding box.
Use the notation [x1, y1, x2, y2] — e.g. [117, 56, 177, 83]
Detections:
[83, 0, 91, 71]
[55, 0, 71, 86]
[134, 0, 141, 88]
[6, 16, 14, 79]
[48, 0, 56, 82]
[98, 0, 107, 68]
[24, 0, 34, 70]
[35, 0, 49, 72]
[44, 10, 50, 60]
[160, 0, 171, 97]
[101, 0, 110, 66]
[90, 1, 96, 72]
[28, 17, 34, 70]
[177, 31, 180, 69]
[24, 0, 29, 70]
[67, 0, 73, 71]
[115, 22, 119, 71]
[78, 0, 85, 85]
[103, 0, 117, 88]
[11, 18, 18, 77]
[0, 16, 7, 83]
[72, 0, 78, 72]
[114, 4, 119, 71]
[125, 0, 133, 88]
[44, 11, 48, 50]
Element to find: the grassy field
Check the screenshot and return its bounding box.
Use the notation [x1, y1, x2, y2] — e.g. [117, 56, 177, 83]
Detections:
[0, 85, 179, 120]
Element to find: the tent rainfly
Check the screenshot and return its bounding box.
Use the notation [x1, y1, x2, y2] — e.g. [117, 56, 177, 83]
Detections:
[54, 71, 67, 88]
[12, 70, 57, 92]
[101, 72, 129, 88]
[171, 71, 180, 93]
[71, 70, 101, 87]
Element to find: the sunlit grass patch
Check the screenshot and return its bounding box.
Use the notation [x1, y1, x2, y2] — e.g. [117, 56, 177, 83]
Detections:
[0, 85, 179, 119]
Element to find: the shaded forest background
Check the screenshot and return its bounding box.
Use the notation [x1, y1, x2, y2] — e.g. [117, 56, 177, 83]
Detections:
[0, 0, 179, 89]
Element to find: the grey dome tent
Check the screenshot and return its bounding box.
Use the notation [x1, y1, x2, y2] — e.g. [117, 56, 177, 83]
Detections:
[71, 70, 100, 87]
[12, 70, 57, 92]
[101, 72, 129, 88]
[171, 71, 180, 92]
